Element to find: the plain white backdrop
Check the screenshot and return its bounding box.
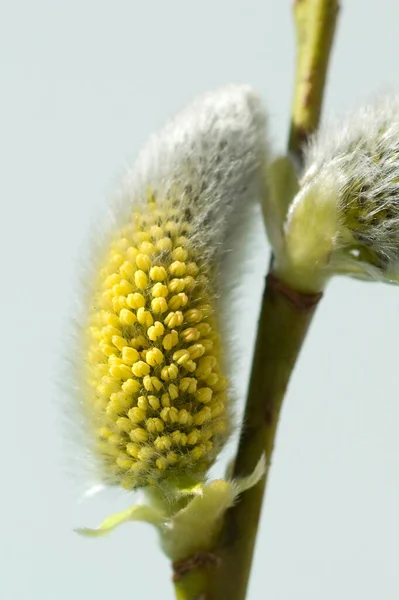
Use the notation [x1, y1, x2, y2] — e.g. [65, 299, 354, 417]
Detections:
[2, 1, 399, 598]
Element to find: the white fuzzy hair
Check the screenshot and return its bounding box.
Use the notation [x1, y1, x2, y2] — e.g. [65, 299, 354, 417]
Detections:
[302, 94, 399, 266]
[65, 84, 269, 492]
[117, 83, 268, 258]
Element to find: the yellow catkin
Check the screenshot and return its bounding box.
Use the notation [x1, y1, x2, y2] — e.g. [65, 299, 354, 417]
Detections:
[85, 197, 229, 489]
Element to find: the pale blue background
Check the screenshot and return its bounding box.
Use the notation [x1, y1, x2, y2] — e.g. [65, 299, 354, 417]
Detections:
[2, 1, 399, 598]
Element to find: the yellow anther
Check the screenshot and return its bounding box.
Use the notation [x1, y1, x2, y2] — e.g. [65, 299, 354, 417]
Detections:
[99, 427, 113, 439]
[169, 261, 187, 276]
[116, 417, 132, 433]
[126, 443, 140, 458]
[129, 428, 149, 443]
[181, 327, 200, 342]
[205, 372, 219, 386]
[139, 241, 155, 255]
[184, 432, 200, 450]
[137, 307, 153, 327]
[145, 375, 163, 392]
[98, 377, 119, 396]
[173, 349, 190, 365]
[176, 236, 189, 247]
[162, 330, 179, 350]
[130, 334, 148, 349]
[184, 308, 203, 323]
[115, 237, 130, 250]
[194, 407, 212, 425]
[178, 409, 191, 425]
[121, 475, 136, 490]
[148, 395, 160, 410]
[196, 387, 213, 404]
[190, 446, 204, 460]
[102, 325, 121, 339]
[156, 457, 168, 470]
[179, 377, 198, 394]
[137, 396, 148, 410]
[113, 279, 134, 296]
[137, 446, 154, 462]
[161, 393, 171, 407]
[102, 311, 120, 328]
[172, 247, 189, 262]
[136, 253, 152, 271]
[132, 361, 150, 377]
[135, 231, 151, 243]
[121, 346, 140, 365]
[150, 225, 163, 239]
[98, 343, 115, 358]
[147, 321, 165, 341]
[146, 347, 164, 367]
[127, 292, 146, 309]
[185, 359, 197, 372]
[101, 290, 113, 310]
[108, 353, 122, 366]
[166, 451, 178, 465]
[169, 293, 188, 310]
[160, 363, 179, 381]
[200, 427, 214, 442]
[104, 273, 121, 289]
[165, 221, 179, 236]
[201, 339, 214, 353]
[134, 270, 148, 289]
[119, 308, 137, 326]
[151, 297, 168, 314]
[171, 431, 187, 446]
[186, 262, 199, 276]
[188, 343, 205, 359]
[116, 455, 134, 469]
[119, 261, 136, 279]
[210, 400, 225, 418]
[182, 276, 196, 291]
[160, 406, 179, 423]
[154, 435, 172, 451]
[107, 251, 124, 268]
[155, 238, 173, 252]
[112, 295, 128, 313]
[109, 364, 131, 380]
[205, 440, 213, 453]
[199, 304, 213, 318]
[126, 247, 139, 262]
[168, 383, 179, 400]
[108, 391, 131, 412]
[108, 433, 124, 445]
[146, 417, 164, 433]
[164, 311, 184, 328]
[168, 278, 185, 293]
[149, 265, 167, 282]
[151, 283, 168, 298]
[121, 378, 141, 395]
[128, 407, 147, 423]
[211, 376, 228, 392]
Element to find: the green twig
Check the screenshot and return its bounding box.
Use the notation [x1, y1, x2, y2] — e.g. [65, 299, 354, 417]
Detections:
[289, 0, 340, 164]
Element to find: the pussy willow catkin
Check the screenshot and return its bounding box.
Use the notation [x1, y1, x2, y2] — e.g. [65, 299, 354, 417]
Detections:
[81, 85, 268, 490]
[299, 95, 399, 280]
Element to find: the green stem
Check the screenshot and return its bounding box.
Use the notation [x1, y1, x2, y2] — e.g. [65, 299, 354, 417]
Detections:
[289, 0, 339, 165]
[206, 275, 321, 599]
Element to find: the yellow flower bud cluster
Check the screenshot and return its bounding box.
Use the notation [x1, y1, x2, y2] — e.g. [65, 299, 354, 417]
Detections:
[85, 195, 229, 489]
